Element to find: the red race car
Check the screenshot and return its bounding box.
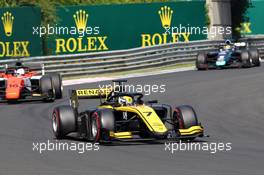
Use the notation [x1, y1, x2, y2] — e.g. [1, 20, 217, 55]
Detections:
[0, 62, 63, 103]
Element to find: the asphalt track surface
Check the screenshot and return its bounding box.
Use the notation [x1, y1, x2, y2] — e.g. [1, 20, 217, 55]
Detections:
[1, 66, 264, 175]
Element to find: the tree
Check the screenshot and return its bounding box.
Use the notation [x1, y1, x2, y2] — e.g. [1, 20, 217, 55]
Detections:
[231, 0, 250, 39]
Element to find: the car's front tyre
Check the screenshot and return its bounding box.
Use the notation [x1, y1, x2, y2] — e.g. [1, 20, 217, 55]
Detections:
[50, 73, 63, 99]
[196, 53, 207, 70]
[40, 75, 55, 102]
[173, 105, 200, 141]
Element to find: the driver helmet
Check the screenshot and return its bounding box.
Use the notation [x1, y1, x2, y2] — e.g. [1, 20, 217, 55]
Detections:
[224, 39, 232, 50]
[16, 68, 25, 76]
[15, 62, 23, 67]
[224, 45, 231, 50]
[118, 96, 133, 105]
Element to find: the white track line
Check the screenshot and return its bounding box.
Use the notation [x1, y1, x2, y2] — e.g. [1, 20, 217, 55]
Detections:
[63, 66, 195, 86]
[63, 56, 263, 86]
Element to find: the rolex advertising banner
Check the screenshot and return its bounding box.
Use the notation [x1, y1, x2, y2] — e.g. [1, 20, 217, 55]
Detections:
[0, 7, 42, 59]
[48, 2, 206, 55]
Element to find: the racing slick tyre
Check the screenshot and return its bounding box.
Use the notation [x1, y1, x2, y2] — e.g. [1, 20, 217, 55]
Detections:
[52, 106, 76, 139]
[0, 79, 6, 99]
[249, 49, 260, 67]
[50, 73, 63, 99]
[40, 75, 55, 102]
[241, 51, 252, 68]
[196, 53, 207, 70]
[89, 109, 115, 142]
[173, 105, 199, 141]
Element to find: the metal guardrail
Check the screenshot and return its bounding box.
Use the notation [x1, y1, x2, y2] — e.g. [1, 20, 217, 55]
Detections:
[0, 36, 264, 77]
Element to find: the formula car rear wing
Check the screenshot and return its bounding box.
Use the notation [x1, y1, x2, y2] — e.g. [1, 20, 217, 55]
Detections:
[69, 88, 112, 109]
[218, 42, 247, 48]
[1, 62, 45, 75]
[69, 79, 127, 109]
[75, 88, 112, 98]
[234, 42, 247, 47]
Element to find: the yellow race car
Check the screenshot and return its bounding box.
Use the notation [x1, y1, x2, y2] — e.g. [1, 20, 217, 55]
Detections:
[52, 80, 205, 142]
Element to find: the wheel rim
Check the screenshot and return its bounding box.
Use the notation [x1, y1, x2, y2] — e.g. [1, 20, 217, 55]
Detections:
[91, 118, 98, 138]
[52, 113, 58, 133]
[53, 87, 55, 96]
[61, 84, 63, 93]
[50, 87, 55, 100]
[59, 75, 63, 94]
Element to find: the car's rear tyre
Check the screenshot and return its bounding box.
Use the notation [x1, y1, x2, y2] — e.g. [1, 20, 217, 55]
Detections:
[52, 106, 76, 139]
[173, 105, 199, 141]
[40, 75, 55, 102]
[90, 112, 101, 142]
[196, 53, 207, 70]
[0, 80, 5, 101]
[50, 73, 63, 99]
[241, 51, 252, 68]
[249, 49, 260, 67]
[89, 109, 115, 142]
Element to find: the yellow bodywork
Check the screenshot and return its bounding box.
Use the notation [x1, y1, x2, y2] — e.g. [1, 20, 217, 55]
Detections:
[109, 131, 133, 139]
[74, 89, 203, 138]
[111, 105, 167, 134]
[179, 126, 204, 136]
[100, 105, 204, 137]
[32, 93, 41, 97]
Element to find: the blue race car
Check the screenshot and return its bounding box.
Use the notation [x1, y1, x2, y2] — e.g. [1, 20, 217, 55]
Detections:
[196, 40, 261, 70]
